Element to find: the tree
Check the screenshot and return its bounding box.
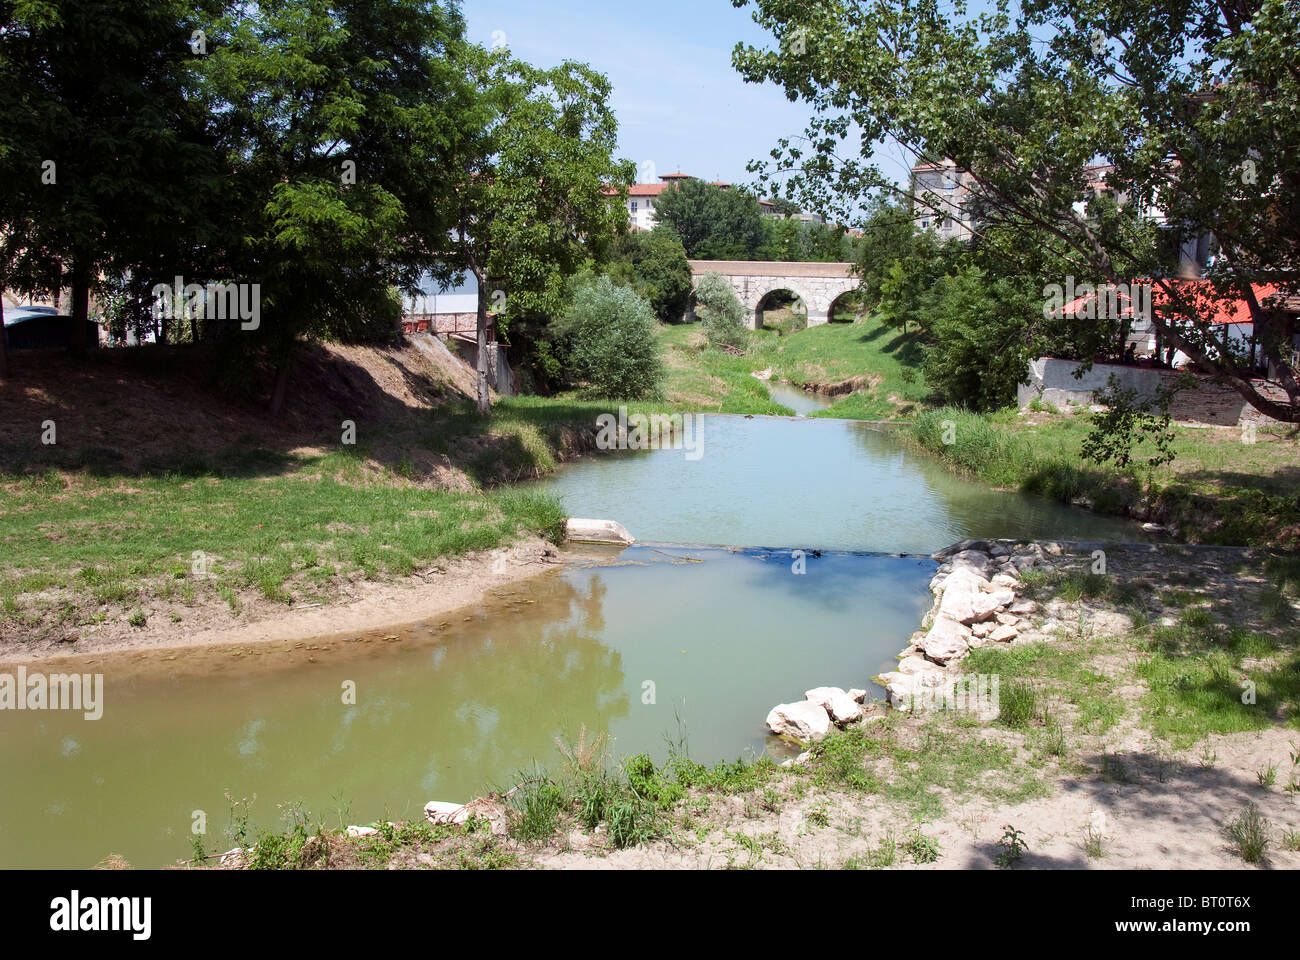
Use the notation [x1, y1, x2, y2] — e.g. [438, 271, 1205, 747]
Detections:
[606, 226, 693, 323]
[0, 0, 223, 358]
[444, 46, 634, 411]
[734, 0, 1300, 422]
[917, 266, 1039, 410]
[652, 178, 766, 259]
[694, 272, 748, 350]
[203, 0, 466, 412]
[555, 275, 662, 398]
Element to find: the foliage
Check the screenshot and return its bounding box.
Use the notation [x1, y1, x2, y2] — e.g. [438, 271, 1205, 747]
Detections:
[1081, 374, 1191, 472]
[554, 275, 662, 398]
[734, 0, 1300, 422]
[693, 272, 749, 350]
[916, 266, 1037, 410]
[606, 227, 694, 323]
[652, 178, 766, 259]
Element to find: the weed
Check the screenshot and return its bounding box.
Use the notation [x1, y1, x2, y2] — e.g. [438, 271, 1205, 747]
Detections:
[1222, 804, 1270, 864]
[995, 824, 1028, 868]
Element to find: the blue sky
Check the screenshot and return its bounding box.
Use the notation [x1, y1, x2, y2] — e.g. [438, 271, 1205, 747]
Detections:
[461, 0, 915, 195]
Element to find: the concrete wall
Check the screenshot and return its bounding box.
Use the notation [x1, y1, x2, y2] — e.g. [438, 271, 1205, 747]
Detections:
[1019, 357, 1288, 426]
[686, 261, 859, 330]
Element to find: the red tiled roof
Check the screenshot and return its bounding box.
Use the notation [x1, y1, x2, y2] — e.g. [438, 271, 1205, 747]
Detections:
[1059, 279, 1289, 324]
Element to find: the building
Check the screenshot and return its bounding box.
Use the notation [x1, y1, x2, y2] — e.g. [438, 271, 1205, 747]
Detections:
[608, 172, 821, 231]
[910, 160, 978, 241]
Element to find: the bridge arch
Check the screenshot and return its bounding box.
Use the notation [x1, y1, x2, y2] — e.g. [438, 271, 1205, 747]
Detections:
[686, 260, 858, 330]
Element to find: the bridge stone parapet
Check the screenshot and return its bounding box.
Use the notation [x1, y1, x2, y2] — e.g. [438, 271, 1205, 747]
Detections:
[686, 260, 859, 329]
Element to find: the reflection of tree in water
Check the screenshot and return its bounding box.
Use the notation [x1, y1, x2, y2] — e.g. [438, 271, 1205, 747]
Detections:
[328, 568, 628, 797]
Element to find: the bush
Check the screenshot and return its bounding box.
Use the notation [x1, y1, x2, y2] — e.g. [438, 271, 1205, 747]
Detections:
[607, 226, 693, 323]
[693, 272, 748, 350]
[917, 266, 1036, 410]
[555, 275, 663, 398]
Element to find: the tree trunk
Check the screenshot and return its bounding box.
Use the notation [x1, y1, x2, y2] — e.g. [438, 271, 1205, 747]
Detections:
[0, 291, 9, 380]
[270, 348, 293, 418]
[69, 271, 91, 355]
[475, 272, 491, 414]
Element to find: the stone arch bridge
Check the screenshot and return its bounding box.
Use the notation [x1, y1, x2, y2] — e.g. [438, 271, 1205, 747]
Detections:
[686, 260, 859, 329]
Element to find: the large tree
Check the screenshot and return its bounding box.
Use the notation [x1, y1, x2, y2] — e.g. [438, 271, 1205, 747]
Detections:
[444, 45, 633, 411]
[733, 0, 1300, 421]
[0, 0, 222, 357]
[202, 0, 467, 412]
[652, 177, 767, 259]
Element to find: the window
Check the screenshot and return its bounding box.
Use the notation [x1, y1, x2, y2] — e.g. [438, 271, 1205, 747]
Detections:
[631, 201, 638, 213]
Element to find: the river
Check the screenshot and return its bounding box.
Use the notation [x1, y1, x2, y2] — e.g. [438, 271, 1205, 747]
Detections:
[0, 384, 1143, 868]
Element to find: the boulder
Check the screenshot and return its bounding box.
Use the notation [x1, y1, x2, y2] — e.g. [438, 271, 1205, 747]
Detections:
[345, 825, 379, 838]
[898, 655, 941, 676]
[932, 539, 992, 561]
[766, 700, 833, 742]
[922, 615, 971, 664]
[1009, 599, 1038, 615]
[804, 686, 865, 724]
[564, 518, 635, 545]
[990, 623, 1019, 643]
[847, 688, 867, 703]
[991, 573, 1019, 589]
[937, 570, 1014, 624]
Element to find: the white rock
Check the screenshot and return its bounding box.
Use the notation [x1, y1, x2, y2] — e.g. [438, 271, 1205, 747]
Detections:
[804, 686, 865, 724]
[345, 825, 379, 838]
[779, 750, 813, 768]
[847, 688, 867, 703]
[424, 800, 471, 825]
[766, 700, 833, 742]
[991, 573, 1019, 589]
[990, 623, 1019, 643]
[971, 620, 993, 638]
[898, 655, 940, 675]
[1009, 599, 1038, 615]
[996, 612, 1020, 626]
[938, 571, 1013, 625]
[922, 615, 971, 664]
[751, 367, 773, 381]
[564, 518, 635, 545]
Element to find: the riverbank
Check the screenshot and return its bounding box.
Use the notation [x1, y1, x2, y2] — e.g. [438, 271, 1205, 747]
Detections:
[197, 538, 1300, 871]
[906, 406, 1300, 549]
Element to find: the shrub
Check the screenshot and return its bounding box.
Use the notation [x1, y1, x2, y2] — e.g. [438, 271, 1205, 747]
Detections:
[607, 226, 694, 323]
[693, 272, 748, 350]
[556, 275, 663, 398]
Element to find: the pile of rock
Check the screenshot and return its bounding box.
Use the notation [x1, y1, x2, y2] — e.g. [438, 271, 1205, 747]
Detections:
[875, 539, 1049, 710]
[765, 685, 871, 743]
[763, 539, 1056, 738]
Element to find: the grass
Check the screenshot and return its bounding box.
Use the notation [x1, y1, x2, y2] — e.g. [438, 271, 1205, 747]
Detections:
[1136, 606, 1300, 745]
[0, 447, 565, 643]
[907, 405, 1300, 547]
[654, 314, 930, 419]
[1222, 803, 1270, 864]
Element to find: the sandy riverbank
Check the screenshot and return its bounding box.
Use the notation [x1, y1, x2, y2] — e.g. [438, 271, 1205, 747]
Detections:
[0, 537, 566, 666]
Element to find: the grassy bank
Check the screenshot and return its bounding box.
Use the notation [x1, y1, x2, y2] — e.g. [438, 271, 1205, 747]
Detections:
[656, 316, 930, 419]
[907, 406, 1300, 547]
[0, 445, 565, 646]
